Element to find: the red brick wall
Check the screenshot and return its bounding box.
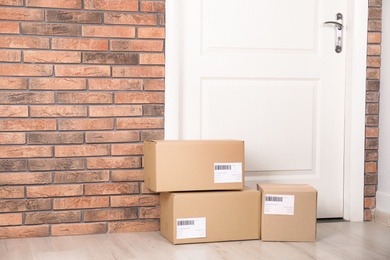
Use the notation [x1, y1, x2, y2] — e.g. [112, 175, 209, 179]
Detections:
[365, 0, 382, 221]
[0, 0, 165, 238]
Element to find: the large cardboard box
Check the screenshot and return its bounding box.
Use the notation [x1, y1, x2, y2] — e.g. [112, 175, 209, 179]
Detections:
[160, 187, 260, 244]
[144, 140, 244, 192]
[257, 184, 317, 242]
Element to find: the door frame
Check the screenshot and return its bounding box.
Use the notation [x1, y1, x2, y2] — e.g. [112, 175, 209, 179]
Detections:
[165, 0, 368, 221]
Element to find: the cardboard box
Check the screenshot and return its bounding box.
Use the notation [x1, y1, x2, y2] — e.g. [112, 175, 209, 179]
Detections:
[144, 140, 244, 192]
[257, 184, 317, 242]
[160, 187, 260, 244]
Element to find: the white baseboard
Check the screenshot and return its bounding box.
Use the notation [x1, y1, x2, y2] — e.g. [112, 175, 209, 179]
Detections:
[374, 209, 390, 226]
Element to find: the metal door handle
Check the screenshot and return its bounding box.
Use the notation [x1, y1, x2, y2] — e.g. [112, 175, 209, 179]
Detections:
[324, 13, 343, 53]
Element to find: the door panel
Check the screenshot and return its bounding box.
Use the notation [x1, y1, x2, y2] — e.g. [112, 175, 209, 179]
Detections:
[176, 0, 346, 218]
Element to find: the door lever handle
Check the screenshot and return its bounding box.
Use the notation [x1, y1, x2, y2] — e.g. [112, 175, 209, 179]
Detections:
[324, 13, 343, 53]
[324, 21, 343, 30]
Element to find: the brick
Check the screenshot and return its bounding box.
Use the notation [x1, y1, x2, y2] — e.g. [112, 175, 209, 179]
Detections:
[46, 10, 102, 24]
[30, 78, 86, 90]
[26, 0, 82, 9]
[139, 207, 160, 219]
[58, 93, 113, 104]
[144, 79, 165, 90]
[0, 172, 51, 185]
[84, 183, 139, 195]
[0, 199, 51, 213]
[143, 105, 164, 116]
[366, 115, 379, 126]
[111, 40, 163, 52]
[368, 32, 381, 43]
[366, 92, 380, 102]
[112, 143, 143, 155]
[365, 162, 377, 173]
[86, 131, 140, 143]
[0, 7, 43, 21]
[115, 92, 164, 104]
[52, 38, 108, 51]
[140, 54, 164, 65]
[22, 23, 80, 36]
[365, 150, 378, 161]
[111, 170, 144, 182]
[0, 36, 49, 49]
[369, 8, 381, 19]
[0, 0, 23, 6]
[364, 209, 372, 221]
[111, 195, 159, 207]
[84, 208, 137, 222]
[87, 157, 141, 169]
[367, 44, 381, 56]
[29, 158, 85, 171]
[364, 197, 376, 209]
[0, 214, 22, 226]
[364, 185, 376, 197]
[84, 0, 138, 11]
[0, 133, 26, 144]
[366, 103, 379, 114]
[141, 1, 165, 12]
[113, 66, 164, 78]
[0, 64, 52, 76]
[0, 160, 27, 172]
[0, 186, 24, 199]
[0, 92, 54, 104]
[368, 20, 382, 31]
[82, 26, 135, 38]
[54, 170, 109, 183]
[52, 223, 106, 237]
[137, 28, 165, 39]
[365, 173, 378, 185]
[25, 211, 81, 225]
[28, 132, 84, 144]
[27, 185, 83, 198]
[367, 56, 381, 67]
[367, 68, 380, 80]
[108, 220, 159, 233]
[366, 139, 379, 150]
[141, 130, 164, 141]
[104, 13, 157, 25]
[0, 22, 19, 34]
[30, 106, 87, 117]
[0, 119, 56, 131]
[24, 51, 81, 63]
[369, 0, 382, 7]
[88, 79, 142, 90]
[366, 80, 380, 91]
[0, 78, 27, 90]
[55, 65, 110, 77]
[117, 118, 164, 129]
[0, 50, 21, 62]
[0, 146, 52, 158]
[53, 196, 109, 210]
[0, 226, 49, 239]
[89, 105, 142, 117]
[55, 144, 110, 157]
[83, 52, 138, 64]
[0, 105, 28, 117]
[366, 128, 379, 138]
[58, 119, 114, 130]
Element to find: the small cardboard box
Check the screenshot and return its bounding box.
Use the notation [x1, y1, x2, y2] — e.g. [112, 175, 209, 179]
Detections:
[160, 187, 260, 244]
[257, 184, 317, 242]
[144, 140, 245, 192]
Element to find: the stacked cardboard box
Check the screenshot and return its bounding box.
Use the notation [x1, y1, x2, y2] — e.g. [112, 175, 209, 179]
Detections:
[144, 140, 260, 244]
[144, 140, 317, 244]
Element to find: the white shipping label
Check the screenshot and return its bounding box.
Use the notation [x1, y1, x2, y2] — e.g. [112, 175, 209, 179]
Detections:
[214, 162, 242, 183]
[176, 217, 206, 239]
[264, 194, 295, 215]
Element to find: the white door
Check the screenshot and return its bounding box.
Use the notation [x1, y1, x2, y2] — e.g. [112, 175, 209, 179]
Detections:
[170, 0, 347, 218]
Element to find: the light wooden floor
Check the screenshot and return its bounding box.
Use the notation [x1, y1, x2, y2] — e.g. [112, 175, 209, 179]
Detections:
[1, 221, 389, 260]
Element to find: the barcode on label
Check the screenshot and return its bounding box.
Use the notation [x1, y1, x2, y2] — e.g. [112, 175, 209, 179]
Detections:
[265, 196, 283, 202]
[177, 220, 195, 226]
[214, 164, 232, 170]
